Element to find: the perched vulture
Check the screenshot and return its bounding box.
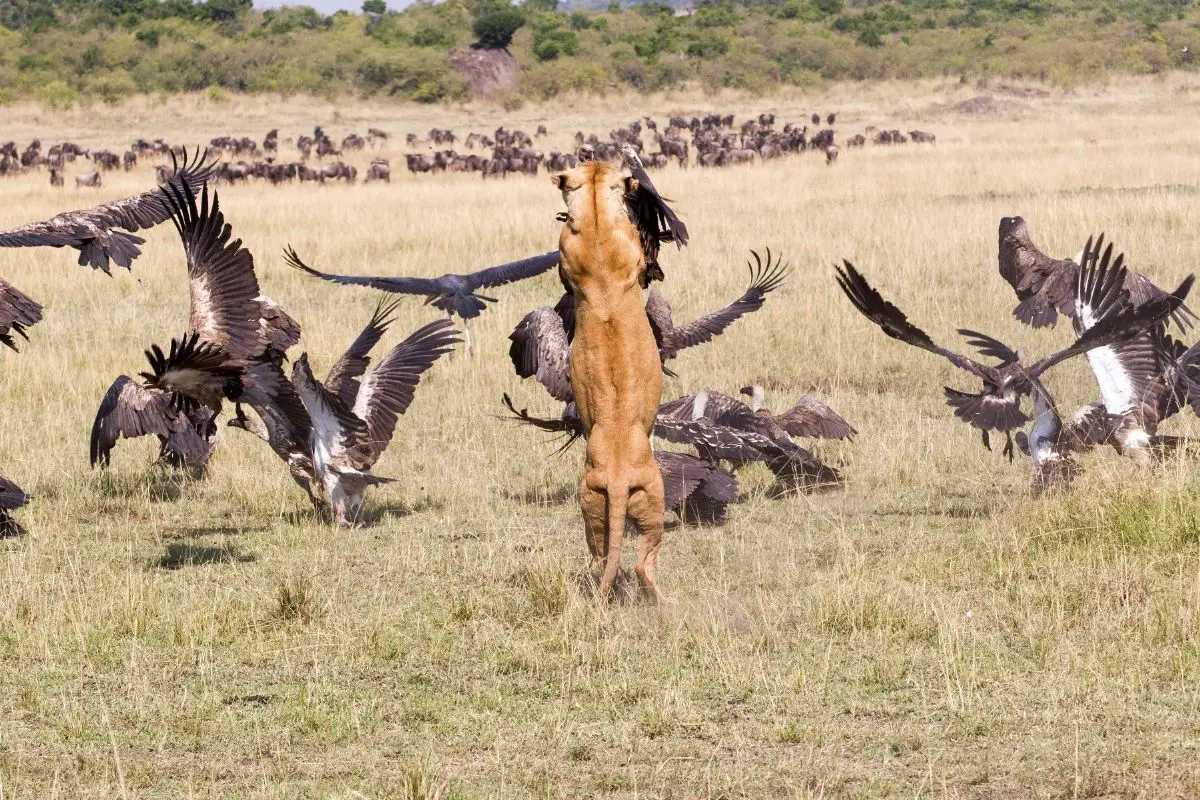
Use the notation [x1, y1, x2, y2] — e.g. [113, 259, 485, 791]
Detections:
[0, 474, 29, 538]
[284, 246, 560, 322]
[508, 249, 789, 400]
[90, 376, 218, 473]
[835, 256, 1192, 453]
[500, 394, 738, 524]
[656, 390, 843, 491]
[739, 384, 857, 441]
[290, 317, 460, 526]
[0, 147, 215, 272]
[998, 217, 1193, 330]
[0, 277, 43, 351]
[139, 183, 269, 412]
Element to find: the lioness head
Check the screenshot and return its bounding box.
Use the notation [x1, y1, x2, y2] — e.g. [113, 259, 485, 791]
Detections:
[551, 162, 638, 233]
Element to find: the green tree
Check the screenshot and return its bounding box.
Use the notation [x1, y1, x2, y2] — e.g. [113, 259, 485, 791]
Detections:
[525, 0, 559, 10]
[472, 5, 525, 48]
[362, 0, 387, 13]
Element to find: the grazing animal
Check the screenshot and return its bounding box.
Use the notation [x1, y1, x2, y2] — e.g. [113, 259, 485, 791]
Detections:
[825, 144, 839, 165]
[75, 171, 102, 189]
[552, 159, 667, 602]
[290, 317, 460, 526]
[0, 148, 214, 272]
[836, 256, 1193, 454]
[997, 217, 1193, 330]
[90, 376, 218, 473]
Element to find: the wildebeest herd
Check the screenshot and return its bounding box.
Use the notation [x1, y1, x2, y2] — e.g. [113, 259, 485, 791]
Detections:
[0, 136, 1187, 602]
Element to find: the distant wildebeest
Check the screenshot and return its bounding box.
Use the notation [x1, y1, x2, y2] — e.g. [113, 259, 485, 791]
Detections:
[123, 151, 137, 171]
[552, 160, 667, 603]
[49, 167, 63, 188]
[846, 133, 866, 148]
[825, 144, 839, 165]
[75, 171, 102, 188]
[827, 113, 836, 125]
[367, 127, 388, 146]
[811, 113, 820, 125]
[909, 130, 937, 144]
[365, 159, 390, 183]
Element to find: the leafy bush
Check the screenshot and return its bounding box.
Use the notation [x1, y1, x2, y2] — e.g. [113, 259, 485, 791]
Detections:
[472, 6, 524, 49]
[531, 24, 580, 60]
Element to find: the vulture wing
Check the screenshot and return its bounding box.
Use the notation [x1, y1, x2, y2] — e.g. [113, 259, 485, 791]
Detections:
[165, 183, 263, 363]
[353, 319, 460, 455]
[325, 297, 403, 408]
[0, 473, 29, 511]
[0, 147, 215, 272]
[284, 246, 445, 297]
[464, 250, 561, 291]
[499, 394, 585, 453]
[654, 451, 706, 514]
[835, 261, 994, 382]
[139, 332, 243, 412]
[89, 375, 208, 467]
[775, 396, 857, 440]
[618, 143, 690, 261]
[508, 307, 573, 403]
[256, 295, 302, 358]
[658, 249, 789, 357]
[0, 276, 43, 352]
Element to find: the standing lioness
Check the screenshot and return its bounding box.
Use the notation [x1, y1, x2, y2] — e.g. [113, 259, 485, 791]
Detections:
[553, 161, 667, 603]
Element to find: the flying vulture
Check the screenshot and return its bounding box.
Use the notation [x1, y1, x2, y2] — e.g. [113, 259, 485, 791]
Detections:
[0, 277, 43, 351]
[0, 474, 29, 538]
[0, 147, 215, 273]
[500, 394, 738, 524]
[290, 316, 460, 526]
[997, 217, 1193, 330]
[836, 254, 1192, 454]
[508, 249, 789, 401]
[284, 246, 561, 322]
[90, 376, 218, 474]
[139, 183, 285, 413]
[616, 142, 690, 283]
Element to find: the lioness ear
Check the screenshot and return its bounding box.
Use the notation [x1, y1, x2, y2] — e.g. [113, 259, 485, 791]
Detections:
[625, 176, 639, 194]
[551, 172, 568, 190]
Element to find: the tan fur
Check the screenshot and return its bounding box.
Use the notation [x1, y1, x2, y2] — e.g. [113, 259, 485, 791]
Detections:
[552, 161, 666, 603]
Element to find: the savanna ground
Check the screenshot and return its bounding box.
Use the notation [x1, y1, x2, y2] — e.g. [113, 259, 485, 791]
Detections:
[3, 77, 1200, 797]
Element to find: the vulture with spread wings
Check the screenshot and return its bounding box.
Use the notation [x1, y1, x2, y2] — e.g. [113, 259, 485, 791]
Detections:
[508, 249, 789, 400]
[836, 254, 1192, 454]
[90, 376, 218, 473]
[997, 216, 1193, 330]
[0, 148, 215, 273]
[285, 246, 560, 322]
[617, 142, 689, 283]
[290, 316, 460, 526]
[139, 182, 284, 413]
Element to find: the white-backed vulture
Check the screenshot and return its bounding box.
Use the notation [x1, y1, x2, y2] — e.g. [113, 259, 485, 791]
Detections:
[90, 376, 218, 473]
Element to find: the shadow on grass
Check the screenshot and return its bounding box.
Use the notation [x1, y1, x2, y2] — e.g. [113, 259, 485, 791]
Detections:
[156, 542, 255, 570]
[502, 484, 576, 507]
[94, 468, 197, 503]
[168, 524, 261, 539]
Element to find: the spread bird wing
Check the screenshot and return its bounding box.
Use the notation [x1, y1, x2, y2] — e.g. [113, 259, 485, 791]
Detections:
[644, 288, 673, 352]
[0, 276, 43, 352]
[997, 216, 1080, 328]
[164, 182, 263, 363]
[657, 391, 757, 429]
[658, 249, 790, 356]
[354, 319, 460, 454]
[89, 375, 203, 467]
[466, 250, 561, 291]
[654, 450, 706, 513]
[256, 295, 302, 357]
[835, 260, 994, 382]
[652, 415, 774, 462]
[957, 329, 1020, 364]
[284, 245, 444, 296]
[942, 387, 1030, 432]
[139, 332, 243, 412]
[508, 307, 573, 403]
[325, 297, 403, 408]
[775, 395, 857, 440]
[0, 147, 215, 272]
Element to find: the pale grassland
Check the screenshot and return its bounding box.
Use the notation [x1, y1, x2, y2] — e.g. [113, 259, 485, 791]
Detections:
[3, 75, 1200, 797]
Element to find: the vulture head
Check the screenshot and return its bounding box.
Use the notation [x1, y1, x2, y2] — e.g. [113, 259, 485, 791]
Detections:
[738, 384, 766, 411]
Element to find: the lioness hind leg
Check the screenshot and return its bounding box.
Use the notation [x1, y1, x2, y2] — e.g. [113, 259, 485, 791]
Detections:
[579, 479, 608, 583]
[629, 480, 667, 604]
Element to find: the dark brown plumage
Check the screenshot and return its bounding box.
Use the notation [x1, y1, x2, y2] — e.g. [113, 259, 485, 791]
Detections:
[0, 473, 29, 538]
[617, 142, 689, 284]
[90, 376, 218, 472]
[0, 147, 215, 272]
[0, 276, 43, 352]
[998, 216, 1193, 330]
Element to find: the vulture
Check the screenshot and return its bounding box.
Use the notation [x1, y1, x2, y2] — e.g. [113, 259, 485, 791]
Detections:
[616, 142, 690, 284]
[656, 390, 844, 491]
[0, 147, 215, 273]
[90, 376, 218, 473]
[139, 182, 295, 413]
[0, 277, 43, 352]
[836, 255, 1192, 454]
[1013, 383, 1120, 491]
[500, 394, 738, 524]
[1069, 236, 1200, 465]
[739, 384, 857, 441]
[508, 249, 789, 401]
[0, 474, 29, 538]
[290, 317, 460, 526]
[284, 246, 561, 322]
[997, 217, 1193, 330]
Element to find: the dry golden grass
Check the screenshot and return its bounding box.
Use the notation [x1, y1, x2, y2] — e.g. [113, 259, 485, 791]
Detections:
[3, 75, 1200, 796]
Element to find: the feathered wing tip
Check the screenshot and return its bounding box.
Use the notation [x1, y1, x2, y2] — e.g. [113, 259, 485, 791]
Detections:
[139, 332, 242, 412]
[835, 260, 938, 350]
[76, 232, 146, 274]
[746, 248, 791, 295]
[0, 474, 29, 538]
[498, 393, 583, 454]
[0, 279, 44, 352]
[282, 245, 321, 278]
[957, 329, 1019, 363]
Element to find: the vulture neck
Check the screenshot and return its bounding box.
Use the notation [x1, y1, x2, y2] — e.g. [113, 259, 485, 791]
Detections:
[692, 391, 710, 421]
[746, 385, 766, 412]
